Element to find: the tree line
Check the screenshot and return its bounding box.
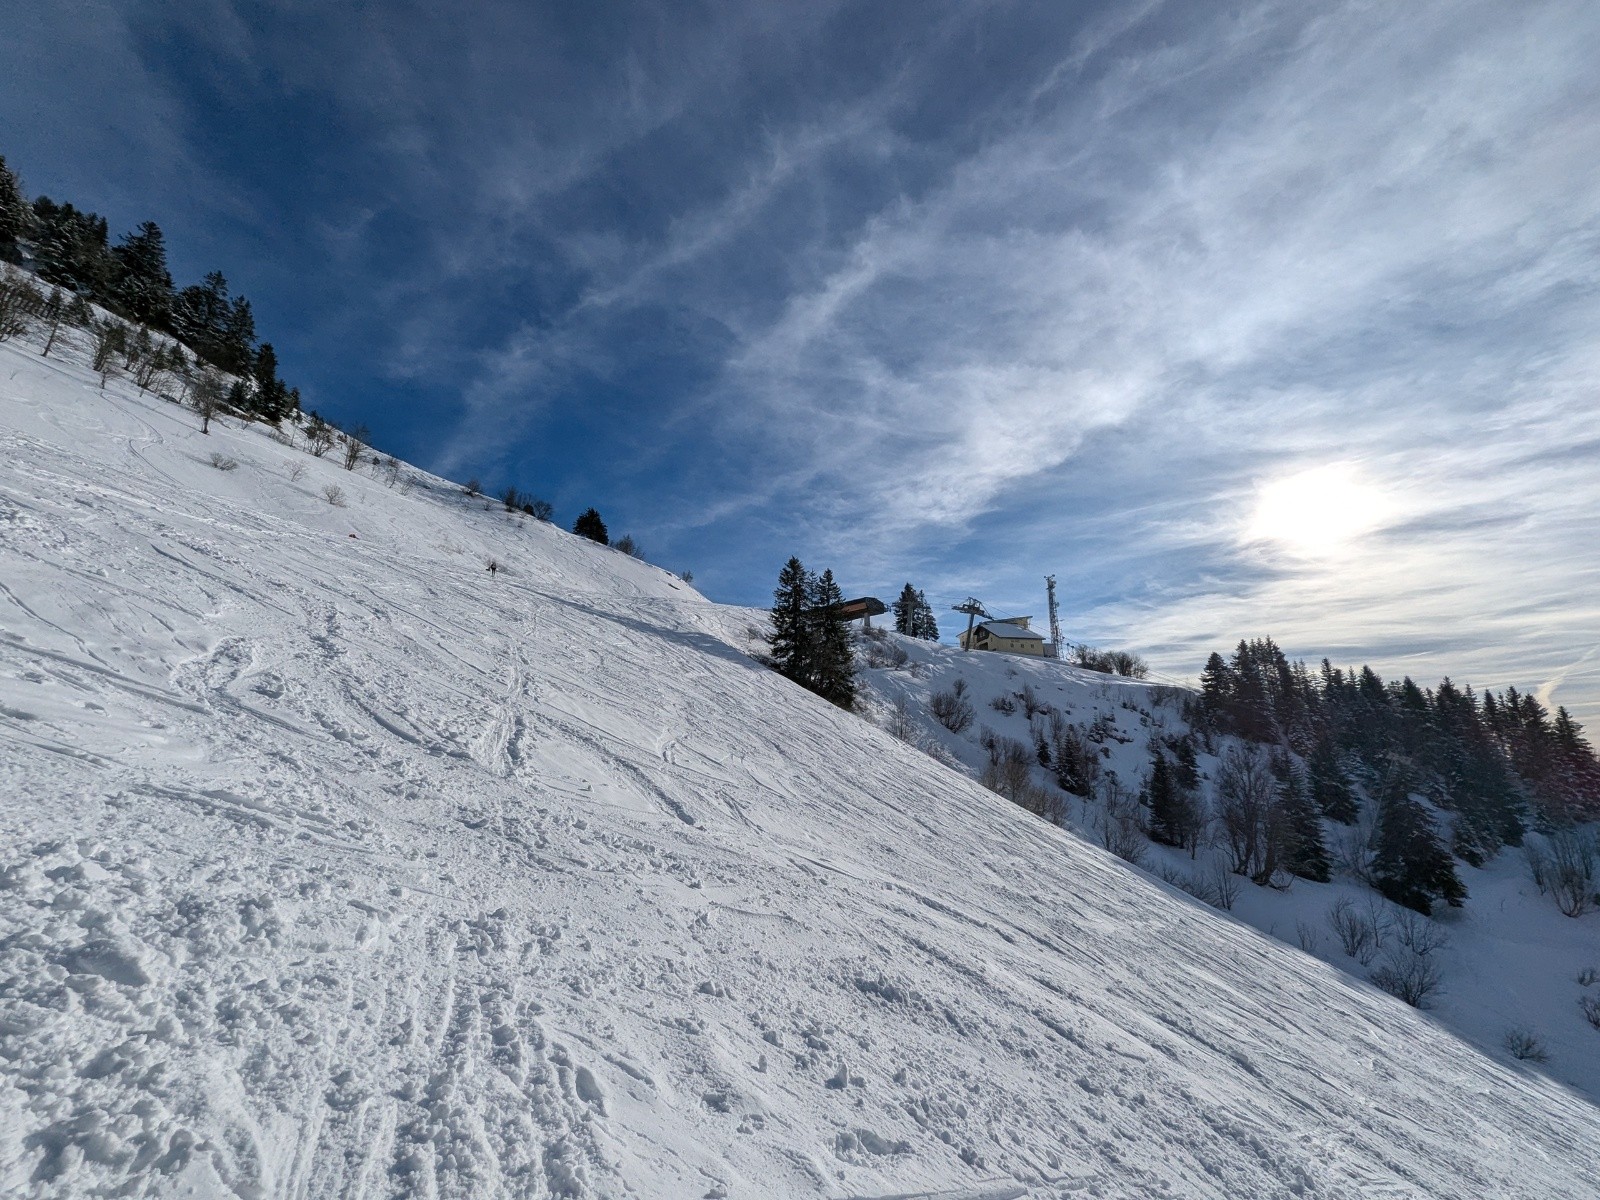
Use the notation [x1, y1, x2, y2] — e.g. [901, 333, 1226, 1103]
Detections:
[0, 152, 297, 423]
[1185, 636, 1600, 910]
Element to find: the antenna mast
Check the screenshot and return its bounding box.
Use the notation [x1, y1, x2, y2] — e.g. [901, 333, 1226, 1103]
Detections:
[1045, 574, 1062, 660]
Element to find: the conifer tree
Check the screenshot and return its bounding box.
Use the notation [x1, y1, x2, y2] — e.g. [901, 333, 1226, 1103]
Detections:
[110, 221, 174, 326]
[252, 342, 292, 423]
[809, 568, 857, 709]
[892, 583, 919, 635]
[1276, 759, 1331, 882]
[1371, 768, 1467, 912]
[572, 508, 609, 545]
[1307, 736, 1359, 824]
[912, 589, 939, 640]
[769, 557, 814, 688]
[0, 155, 33, 262]
[1144, 748, 1189, 847]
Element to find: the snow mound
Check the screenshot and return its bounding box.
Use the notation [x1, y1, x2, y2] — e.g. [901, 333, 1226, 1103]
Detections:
[3, 337, 1599, 1198]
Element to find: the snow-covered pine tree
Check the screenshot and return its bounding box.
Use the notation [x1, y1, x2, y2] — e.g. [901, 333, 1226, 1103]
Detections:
[110, 221, 174, 326]
[0, 155, 33, 262]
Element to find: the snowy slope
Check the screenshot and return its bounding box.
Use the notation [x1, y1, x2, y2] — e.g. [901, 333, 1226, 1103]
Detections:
[3, 334, 1600, 1199]
[834, 634, 1600, 1102]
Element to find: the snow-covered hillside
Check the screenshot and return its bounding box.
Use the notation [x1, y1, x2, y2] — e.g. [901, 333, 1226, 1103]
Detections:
[834, 634, 1600, 1103]
[4, 333, 1600, 1199]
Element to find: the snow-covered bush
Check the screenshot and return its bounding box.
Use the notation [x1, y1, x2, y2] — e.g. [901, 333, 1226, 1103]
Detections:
[209, 452, 238, 471]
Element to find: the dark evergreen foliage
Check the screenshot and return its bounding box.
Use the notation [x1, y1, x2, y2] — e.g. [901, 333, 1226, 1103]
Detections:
[892, 583, 940, 640]
[767, 557, 857, 709]
[1371, 767, 1468, 912]
[809, 569, 857, 709]
[572, 508, 609, 545]
[110, 221, 174, 326]
[1198, 639, 1598, 843]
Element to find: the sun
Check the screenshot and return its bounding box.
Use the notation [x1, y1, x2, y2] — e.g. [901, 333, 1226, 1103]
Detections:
[1248, 464, 1390, 555]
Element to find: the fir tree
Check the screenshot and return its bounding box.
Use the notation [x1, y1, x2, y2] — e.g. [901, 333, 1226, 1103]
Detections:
[892, 583, 918, 636]
[1307, 736, 1359, 824]
[31, 198, 113, 297]
[1371, 768, 1467, 912]
[0, 155, 33, 262]
[912, 589, 939, 640]
[1144, 748, 1188, 847]
[110, 221, 174, 326]
[768, 557, 815, 688]
[572, 508, 609, 545]
[809, 569, 857, 709]
[252, 342, 292, 423]
[1276, 759, 1331, 882]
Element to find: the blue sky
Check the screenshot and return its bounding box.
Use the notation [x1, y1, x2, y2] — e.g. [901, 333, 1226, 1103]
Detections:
[5, 0, 1599, 723]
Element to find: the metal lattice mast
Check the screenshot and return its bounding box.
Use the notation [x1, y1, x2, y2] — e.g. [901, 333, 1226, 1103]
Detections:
[1045, 574, 1062, 660]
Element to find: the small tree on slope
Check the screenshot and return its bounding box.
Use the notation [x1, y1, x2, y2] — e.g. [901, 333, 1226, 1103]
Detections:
[573, 508, 609, 545]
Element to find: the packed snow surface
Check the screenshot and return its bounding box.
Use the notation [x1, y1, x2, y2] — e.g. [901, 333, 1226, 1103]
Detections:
[3, 338, 1600, 1198]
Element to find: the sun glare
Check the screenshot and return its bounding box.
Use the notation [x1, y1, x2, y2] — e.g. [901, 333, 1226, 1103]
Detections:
[1248, 464, 1390, 555]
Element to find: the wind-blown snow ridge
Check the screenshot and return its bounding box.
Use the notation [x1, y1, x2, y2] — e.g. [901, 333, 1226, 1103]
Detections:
[2, 337, 1599, 1197]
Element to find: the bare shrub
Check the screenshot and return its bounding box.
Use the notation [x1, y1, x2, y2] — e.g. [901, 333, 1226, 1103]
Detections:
[285, 461, 306, 482]
[981, 735, 1036, 804]
[1391, 907, 1449, 957]
[464, 478, 481, 497]
[1216, 745, 1275, 878]
[1578, 966, 1599, 988]
[1548, 829, 1598, 918]
[1327, 898, 1378, 964]
[929, 679, 974, 734]
[501, 485, 521, 512]
[883, 693, 917, 744]
[380, 455, 402, 487]
[268, 425, 295, 446]
[1503, 1028, 1549, 1062]
[1095, 776, 1146, 866]
[1370, 945, 1444, 1008]
[525, 497, 554, 522]
[990, 694, 1017, 715]
[863, 637, 910, 670]
[208, 452, 239, 471]
[90, 319, 126, 381]
[1332, 822, 1373, 882]
[1295, 921, 1321, 954]
[1019, 684, 1045, 719]
[305, 415, 336, 457]
[1581, 995, 1600, 1030]
[340, 425, 369, 471]
[191, 368, 225, 435]
[322, 484, 347, 507]
[1195, 859, 1240, 911]
[614, 534, 645, 559]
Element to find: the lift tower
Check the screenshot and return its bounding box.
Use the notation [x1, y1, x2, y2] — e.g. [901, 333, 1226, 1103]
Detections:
[1045, 575, 1062, 660]
[951, 598, 990, 651]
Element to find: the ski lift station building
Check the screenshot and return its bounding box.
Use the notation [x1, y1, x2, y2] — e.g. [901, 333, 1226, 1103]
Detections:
[959, 615, 1048, 656]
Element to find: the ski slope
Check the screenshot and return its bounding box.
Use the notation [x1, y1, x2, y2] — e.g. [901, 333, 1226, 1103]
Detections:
[3, 335, 1599, 1198]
